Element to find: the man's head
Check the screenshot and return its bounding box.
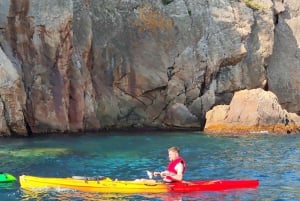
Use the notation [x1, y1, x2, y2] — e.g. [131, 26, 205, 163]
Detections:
[168, 146, 180, 161]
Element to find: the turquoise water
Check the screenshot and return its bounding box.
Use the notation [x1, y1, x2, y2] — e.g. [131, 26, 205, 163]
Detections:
[0, 132, 299, 200]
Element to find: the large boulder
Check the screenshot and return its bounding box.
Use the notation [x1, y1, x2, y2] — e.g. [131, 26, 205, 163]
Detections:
[205, 88, 300, 134]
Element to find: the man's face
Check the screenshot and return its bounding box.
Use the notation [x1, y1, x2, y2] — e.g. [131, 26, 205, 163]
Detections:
[168, 150, 178, 161]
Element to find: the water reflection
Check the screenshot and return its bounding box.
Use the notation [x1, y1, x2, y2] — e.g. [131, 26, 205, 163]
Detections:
[20, 188, 259, 201]
[0, 182, 18, 190]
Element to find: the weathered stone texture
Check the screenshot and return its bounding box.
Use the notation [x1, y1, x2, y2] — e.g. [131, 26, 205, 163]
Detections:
[0, 0, 299, 135]
[0, 47, 27, 136]
[266, 0, 300, 114]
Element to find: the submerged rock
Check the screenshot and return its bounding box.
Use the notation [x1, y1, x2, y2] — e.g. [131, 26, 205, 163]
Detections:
[204, 88, 300, 135]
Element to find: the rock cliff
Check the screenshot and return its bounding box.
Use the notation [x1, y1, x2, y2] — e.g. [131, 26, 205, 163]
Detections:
[0, 0, 299, 136]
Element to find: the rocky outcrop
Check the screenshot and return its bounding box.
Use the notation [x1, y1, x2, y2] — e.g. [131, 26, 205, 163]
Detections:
[0, 0, 299, 136]
[205, 89, 300, 134]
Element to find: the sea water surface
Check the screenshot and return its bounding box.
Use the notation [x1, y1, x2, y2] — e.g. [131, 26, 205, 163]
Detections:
[0, 131, 299, 200]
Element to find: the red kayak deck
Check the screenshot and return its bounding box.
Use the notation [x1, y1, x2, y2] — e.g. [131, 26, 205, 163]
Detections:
[167, 179, 259, 192]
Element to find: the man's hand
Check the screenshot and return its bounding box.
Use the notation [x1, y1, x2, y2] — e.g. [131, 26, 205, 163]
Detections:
[153, 172, 161, 177]
[154, 171, 169, 177]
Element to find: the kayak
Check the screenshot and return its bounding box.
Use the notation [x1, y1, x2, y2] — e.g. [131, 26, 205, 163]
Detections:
[19, 175, 259, 193]
[0, 173, 16, 183]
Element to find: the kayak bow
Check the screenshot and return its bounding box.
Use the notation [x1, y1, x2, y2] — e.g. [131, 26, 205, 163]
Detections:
[0, 173, 16, 183]
[19, 175, 259, 193]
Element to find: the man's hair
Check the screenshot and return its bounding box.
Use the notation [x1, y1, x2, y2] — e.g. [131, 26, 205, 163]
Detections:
[168, 146, 180, 154]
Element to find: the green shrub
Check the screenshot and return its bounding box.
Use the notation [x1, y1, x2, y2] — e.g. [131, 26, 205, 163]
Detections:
[244, 0, 265, 11]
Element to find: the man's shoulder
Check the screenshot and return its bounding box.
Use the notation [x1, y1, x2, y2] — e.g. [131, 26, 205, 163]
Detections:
[175, 162, 184, 169]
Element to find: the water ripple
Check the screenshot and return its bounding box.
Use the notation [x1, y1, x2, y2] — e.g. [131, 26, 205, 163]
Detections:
[0, 133, 299, 200]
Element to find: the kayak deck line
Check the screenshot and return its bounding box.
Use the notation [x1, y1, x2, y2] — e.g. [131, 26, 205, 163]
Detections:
[19, 175, 259, 193]
[19, 175, 168, 193]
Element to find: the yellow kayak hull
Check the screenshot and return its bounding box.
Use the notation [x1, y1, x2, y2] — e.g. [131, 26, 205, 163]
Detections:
[19, 175, 168, 193]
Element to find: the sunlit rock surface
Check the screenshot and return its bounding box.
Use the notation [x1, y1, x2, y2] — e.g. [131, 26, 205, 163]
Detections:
[205, 89, 300, 134]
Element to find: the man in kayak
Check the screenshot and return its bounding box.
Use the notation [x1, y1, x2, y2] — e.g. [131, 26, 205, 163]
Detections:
[154, 146, 186, 182]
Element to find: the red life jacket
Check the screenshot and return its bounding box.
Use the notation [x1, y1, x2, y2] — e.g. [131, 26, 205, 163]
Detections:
[166, 157, 186, 182]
